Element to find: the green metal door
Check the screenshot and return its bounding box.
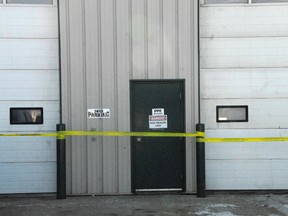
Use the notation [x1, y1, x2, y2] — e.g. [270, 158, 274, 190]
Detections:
[130, 80, 185, 192]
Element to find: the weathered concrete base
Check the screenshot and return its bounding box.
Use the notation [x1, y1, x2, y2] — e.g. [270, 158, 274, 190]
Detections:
[1, 194, 288, 216]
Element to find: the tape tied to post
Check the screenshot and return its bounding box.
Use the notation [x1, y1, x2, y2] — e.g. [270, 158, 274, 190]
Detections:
[197, 137, 288, 143]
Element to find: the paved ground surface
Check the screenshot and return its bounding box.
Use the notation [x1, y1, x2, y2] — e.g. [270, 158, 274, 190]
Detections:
[1, 193, 288, 216]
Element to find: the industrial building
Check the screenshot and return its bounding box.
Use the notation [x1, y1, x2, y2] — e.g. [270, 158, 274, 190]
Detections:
[0, 0, 288, 195]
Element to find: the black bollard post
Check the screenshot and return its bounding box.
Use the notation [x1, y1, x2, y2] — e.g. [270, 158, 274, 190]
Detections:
[196, 123, 206, 197]
[57, 124, 66, 199]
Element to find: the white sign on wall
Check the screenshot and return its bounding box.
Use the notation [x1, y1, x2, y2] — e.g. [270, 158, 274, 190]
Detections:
[149, 108, 167, 129]
[152, 108, 165, 116]
[87, 109, 110, 118]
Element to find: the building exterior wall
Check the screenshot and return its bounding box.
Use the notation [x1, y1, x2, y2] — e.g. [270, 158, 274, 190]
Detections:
[0, 2, 59, 193]
[59, 0, 199, 194]
[1, 0, 288, 195]
[200, 3, 288, 189]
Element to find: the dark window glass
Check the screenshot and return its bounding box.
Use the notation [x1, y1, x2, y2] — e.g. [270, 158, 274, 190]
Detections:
[10, 108, 43, 125]
[205, 0, 248, 3]
[253, 0, 288, 2]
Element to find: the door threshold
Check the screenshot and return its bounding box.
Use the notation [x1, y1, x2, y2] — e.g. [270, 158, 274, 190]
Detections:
[134, 188, 185, 195]
[135, 188, 183, 192]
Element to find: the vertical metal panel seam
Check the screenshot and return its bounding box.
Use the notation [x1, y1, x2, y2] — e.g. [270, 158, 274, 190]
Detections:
[160, 0, 164, 78]
[97, 0, 103, 120]
[81, 0, 88, 194]
[128, 0, 133, 191]
[190, 0, 194, 192]
[129, 0, 133, 79]
[197, 0, 201, 123]
[97, 0, 104, 193]
[66, 0, 72, 130]
[66, 0, 73, 193]
[194, 0, 199, 192]
[193, 1, 199, 125]
[190, 0, 194, 92]
[112, 0, 119, 193]
[57, 0, 63, 124]
[144, 0, 148, 79]
[94, 0, 103, 193]
[175, 0, 180, 78]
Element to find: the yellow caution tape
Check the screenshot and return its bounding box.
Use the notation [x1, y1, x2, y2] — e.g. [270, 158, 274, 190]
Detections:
[197, 137, 288, 143]
[64, 131, 204, 137]
[1, 131, 288, 142]
[0, 131, 204, 138]
[0, 133, 58, 137]
[57, 132, 66, 140]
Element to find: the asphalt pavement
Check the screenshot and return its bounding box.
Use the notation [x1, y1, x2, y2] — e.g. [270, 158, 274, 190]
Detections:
[1, 193, 288, 216]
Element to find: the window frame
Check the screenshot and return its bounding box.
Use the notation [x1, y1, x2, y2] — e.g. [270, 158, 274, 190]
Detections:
[202, 0, 288, 4]
[203, 0, 249, 4]
[1, 0, 56, 5]
[10, 107, 44, 125]
[216, 105, 249, 123]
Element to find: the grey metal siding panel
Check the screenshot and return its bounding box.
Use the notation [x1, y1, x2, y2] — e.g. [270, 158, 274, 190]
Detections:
[85, 0, 103, 194]
[131, 0, 146, 79]
[59, 0, 198, 194]
[178, 0, 198, 193]
[115, 0, 131, 193]
[163, 0, 178, 79]
[101, 0, 118, 193]
[68, 0, 87, 194]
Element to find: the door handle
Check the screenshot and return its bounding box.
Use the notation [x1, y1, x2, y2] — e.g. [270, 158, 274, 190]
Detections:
[136, 137, 141, 142]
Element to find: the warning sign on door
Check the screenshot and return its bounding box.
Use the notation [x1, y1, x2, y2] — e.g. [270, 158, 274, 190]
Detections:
[149, 115, 167, 129]
[152, 108, 164, 116]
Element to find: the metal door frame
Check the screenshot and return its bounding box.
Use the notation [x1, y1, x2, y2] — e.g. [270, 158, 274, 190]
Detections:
[130, 79, 186, 193]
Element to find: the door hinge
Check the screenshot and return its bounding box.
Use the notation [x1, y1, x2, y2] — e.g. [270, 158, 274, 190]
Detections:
[179, 92, 182, 101]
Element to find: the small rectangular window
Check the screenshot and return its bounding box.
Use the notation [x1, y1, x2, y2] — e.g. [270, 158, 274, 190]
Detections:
[252, 0, 288, 2]
[204, 0, 248, 4]
[6, 0, 53, 4]
[216, 105, 248, 123]
[10, 107, 43, 125]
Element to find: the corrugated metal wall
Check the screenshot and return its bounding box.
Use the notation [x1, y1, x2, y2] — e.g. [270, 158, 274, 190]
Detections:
[200, 4, 288, 189]
[59, 0, 198, 194]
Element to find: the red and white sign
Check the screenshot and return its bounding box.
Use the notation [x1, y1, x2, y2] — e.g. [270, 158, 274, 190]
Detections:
[149, 115, 167, 129]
